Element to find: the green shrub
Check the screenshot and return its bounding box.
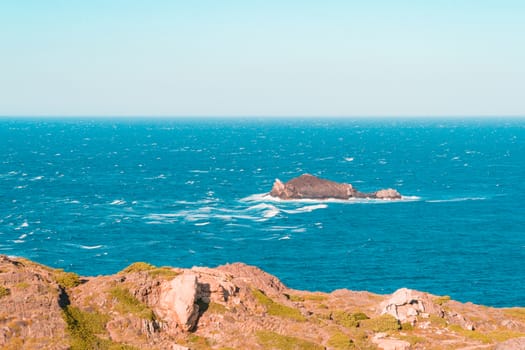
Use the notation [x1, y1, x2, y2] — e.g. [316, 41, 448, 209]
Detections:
[187, 334, 212, 350]
[360, 314, 400, 332]
[0, 286, 10, 298]
[15, 282, 30, 289]
[108, 345, 140, 350]
[256, 330, 324, 350]
[327, 331, 355, 349]
[399, 334, 425, 345]
[147, 267, 180, 279]
[304, 294, 328, 302]
[332, 311, 369, 328]
[448, 324, 525, 343]
[120, 262, 179, 279]
[62, 305, 140, 350]
[207, 302, 228, 314]
[120, 262, 155, 273]
[252, 289, 306, 321]
[286, 294, 305, 302]
[109, 286, 155, 321]
[428, 314, 447, 327]
[433, 295, 451, 305]
[401, 322, 414, 331]
[54, 270, 81, 289]
[62, 306, 110, 350]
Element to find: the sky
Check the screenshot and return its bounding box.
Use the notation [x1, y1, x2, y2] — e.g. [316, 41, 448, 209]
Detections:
[0, 0, 524, 117]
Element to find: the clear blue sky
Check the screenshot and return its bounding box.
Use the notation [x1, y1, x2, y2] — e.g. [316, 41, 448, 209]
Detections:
[1, 0, 524, 117]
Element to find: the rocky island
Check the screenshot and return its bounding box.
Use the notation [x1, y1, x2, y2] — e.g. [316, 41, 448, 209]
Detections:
[270, 174, 402, 200]
[1, 255, 524, 349]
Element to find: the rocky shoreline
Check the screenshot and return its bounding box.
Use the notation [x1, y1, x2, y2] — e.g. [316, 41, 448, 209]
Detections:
[1, 255, 524, 349]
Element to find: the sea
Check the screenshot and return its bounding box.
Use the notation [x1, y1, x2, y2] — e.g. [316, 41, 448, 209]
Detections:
[1, 118, 524, 307]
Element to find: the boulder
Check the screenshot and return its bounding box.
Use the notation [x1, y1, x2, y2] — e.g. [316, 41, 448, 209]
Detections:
[269, 174, 401, 200]
[380, 288, 444, 324]
[158, 273, 200, 332]
[374, 188, 402, 199]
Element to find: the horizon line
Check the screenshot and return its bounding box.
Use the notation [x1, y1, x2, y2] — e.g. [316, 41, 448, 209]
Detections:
[1, 115, 525, 119]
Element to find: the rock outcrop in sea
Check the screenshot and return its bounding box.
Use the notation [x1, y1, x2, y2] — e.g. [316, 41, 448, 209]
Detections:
[1, 255, 524, 349]
[270, 174, 402, 200]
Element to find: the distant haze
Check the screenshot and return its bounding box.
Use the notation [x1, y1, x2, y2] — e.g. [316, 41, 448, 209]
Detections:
[1, 1, 524, 117]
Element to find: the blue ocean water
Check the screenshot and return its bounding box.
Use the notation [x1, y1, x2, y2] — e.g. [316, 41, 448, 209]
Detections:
[1, 118, 524, 307]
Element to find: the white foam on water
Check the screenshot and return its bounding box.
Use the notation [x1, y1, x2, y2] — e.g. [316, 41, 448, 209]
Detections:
[426, 197, 486, 203]
[80, 245, 103, 250]
[344, 157, 354, 162]
[240, 193, 275, 202]
[194, 222, 210, 226]
[268, 225, 301, 231]
[110, 199, 126, 205]
[283, 204, 328, 213]
[278, 235, 291, 240]
[145, 221, 164, 225]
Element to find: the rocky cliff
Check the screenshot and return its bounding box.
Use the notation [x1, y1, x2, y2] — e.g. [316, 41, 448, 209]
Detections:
[1, 255, 524, 349]
[270, 174, 402, 200]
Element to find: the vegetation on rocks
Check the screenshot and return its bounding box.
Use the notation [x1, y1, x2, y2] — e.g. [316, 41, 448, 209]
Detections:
[256, 330, 323, 350]
[0, 285, 10, 298]
[62, 306, 109, 349]
[2, 255, 525, 350]
[332, 310, 369, 328]
[120, 262, 180, 279]
[54, 269, 81, 289]
[252, 289, 306, 321]
[433, 295, 451, 305]
[503, 307, 525, 322]
[326, 331, 355, 349]
[360, 314, 401, 332]
[448, 324, 525, 343]
[109, 286, 155, 321]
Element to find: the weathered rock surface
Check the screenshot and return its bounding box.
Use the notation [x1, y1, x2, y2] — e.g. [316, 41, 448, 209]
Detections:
[372, 333, 411, 350]
[1, 255, 524, 349]
[158, 273, 199, 332]
[495, 337, 525, 350]
[270, 174, 402, 200]
[380, 288, 445, 323]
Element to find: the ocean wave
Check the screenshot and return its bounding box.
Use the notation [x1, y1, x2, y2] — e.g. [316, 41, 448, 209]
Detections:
[282, 204, 328, 213]
[110, 199, 126, 205]
[194, 222, 210, 226]
[80, 245, 103, 250]
[426, 197, 486, 203]
[243, 193, 420, 204]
